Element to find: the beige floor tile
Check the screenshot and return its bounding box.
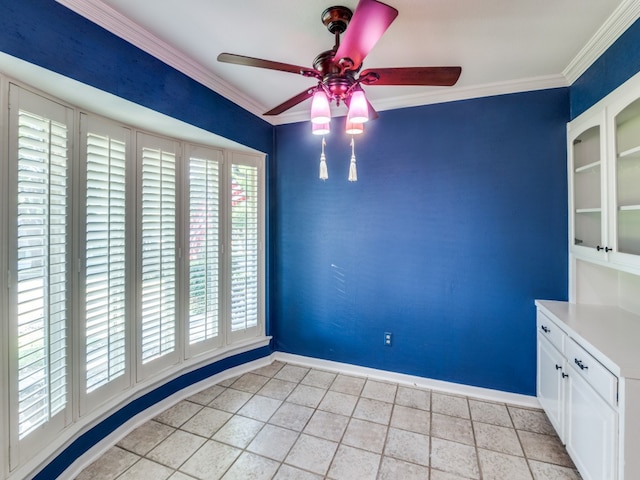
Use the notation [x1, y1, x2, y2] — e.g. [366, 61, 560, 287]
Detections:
[147, 429, 207, 469]
[327, 445, 380, 480]
[509, 406, 556, 435]
[384, 427, 430, 466]
[209, 389, 252, 413]
[469, 400, 512, 427]
[285, 433, 338, 475]
[474, 422, 523, 456]
[301, 369, 336, 389]
[75, 446, 139, 480]
[361, 379, 397, 403]
[518, 431, 574, 467]
[155, 400, 203, 428]
[268, 402, 314, 431]
[273, 464, 322, 479]
[117, 420, 175, 456]
[430, 468, 474, 479]
[432, 393, 470, 419]
[317, 390, 358, 417]
[221, 451, 280, 480]
[377, 456, 429, 480]
[181, 406, 233, 438]
[229, 373, 270, 394]
[179, 440, 241, 480]
[478, 449, 533, 480]
[251, 361, 285, 378]
[218, 376, 238, 387]
[303, 410, 349, 441]
[342, 418, 388, 454]
[329, 374, 365, 396]
[274, 365, 309, 383]
[528, 459, 581, 479]
[352, 397, 393, 424]
[118, 458, 174, 480]
[390, 404, 430, 434]
[212, 415, 264, 448]
[431, 437, 480, 479]
[168, 472, 197, 480]
[395, 385, 431, 411]
[431, 412, 474, 445]
[237, 394, 282, 422]
[286, 384, 326, 408]
[247, 424, 299, 461]
[257, 378, 297, 400]
[188, 385, 226, 406]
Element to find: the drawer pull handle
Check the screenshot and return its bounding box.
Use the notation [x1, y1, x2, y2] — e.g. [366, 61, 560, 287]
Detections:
[555, 364, 562, 370]
[541, 325, 550, 333]
[562, 372, 569, 378]
[574, 358, 588, 370]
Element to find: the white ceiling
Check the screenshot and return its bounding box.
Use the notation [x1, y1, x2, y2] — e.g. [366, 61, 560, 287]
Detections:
[59, 0, 639, 124]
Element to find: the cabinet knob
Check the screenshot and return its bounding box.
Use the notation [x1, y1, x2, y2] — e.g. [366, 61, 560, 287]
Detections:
[574, 358, 588, 370]
[562, 372, 569, 378]
[605, 246, 612, 252]
[541, 325, 550, 333]
[597, 245, 603, 251]
[555, 364, 562, 370]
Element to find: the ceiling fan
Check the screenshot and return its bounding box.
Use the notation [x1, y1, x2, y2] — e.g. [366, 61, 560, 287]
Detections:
[217, 0, 462, 118]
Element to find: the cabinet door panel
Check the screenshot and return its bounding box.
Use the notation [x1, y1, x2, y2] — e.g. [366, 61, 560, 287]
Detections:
[537, 334, 565, 441]
[566, 366, 617, 480]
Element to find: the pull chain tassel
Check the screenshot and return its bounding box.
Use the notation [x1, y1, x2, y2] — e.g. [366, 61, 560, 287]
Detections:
[348, 137, 357, 182]
[319, 137, 328, 180]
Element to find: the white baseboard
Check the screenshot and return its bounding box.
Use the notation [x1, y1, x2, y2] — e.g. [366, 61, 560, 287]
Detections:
[274, 352, 540, 409]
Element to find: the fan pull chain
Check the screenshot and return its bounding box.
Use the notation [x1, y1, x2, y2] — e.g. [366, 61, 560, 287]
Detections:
[319, 137, 328, 180]
[348, 137, 357, 182]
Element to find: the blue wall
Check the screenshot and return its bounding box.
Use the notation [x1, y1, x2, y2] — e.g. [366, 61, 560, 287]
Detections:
[273, 89, 569, 395]
[571, 17, 640, 118]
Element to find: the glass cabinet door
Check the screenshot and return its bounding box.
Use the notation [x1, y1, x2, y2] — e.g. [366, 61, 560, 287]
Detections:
[614, 98, 640, 257]
[572, 126, 603, 250]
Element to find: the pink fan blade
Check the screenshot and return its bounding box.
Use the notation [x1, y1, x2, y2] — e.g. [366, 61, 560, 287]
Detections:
[335, 0, 398, 70]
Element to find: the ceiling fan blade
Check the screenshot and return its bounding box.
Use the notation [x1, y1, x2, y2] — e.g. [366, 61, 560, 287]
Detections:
[264, 89, 314, 116]
[335, 0, 398, 71]
[360, 67, 462, 86]
[218, 53, 319, 78]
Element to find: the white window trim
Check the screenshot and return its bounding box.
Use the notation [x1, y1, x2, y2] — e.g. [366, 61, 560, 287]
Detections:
[0, 73, 268, 477]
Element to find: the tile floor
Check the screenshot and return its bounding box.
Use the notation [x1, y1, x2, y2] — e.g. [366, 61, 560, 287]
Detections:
[75, 361, 581, 480]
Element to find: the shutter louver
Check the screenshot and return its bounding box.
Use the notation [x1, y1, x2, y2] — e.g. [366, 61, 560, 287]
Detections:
[189, 156, 220, 344]
[16, 109, 68, 439]
[141, 146, 176, 363]
[230, 164, 259, 332]
[85, 132, 127, 392]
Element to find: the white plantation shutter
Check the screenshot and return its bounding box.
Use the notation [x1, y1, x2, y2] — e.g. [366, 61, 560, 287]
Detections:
[82, 115, 129, 398]
[229, 154, 262, 340]
[8, 87, 72, 449]
[138, 133, 178, 370]
[188, 147, 222, 350]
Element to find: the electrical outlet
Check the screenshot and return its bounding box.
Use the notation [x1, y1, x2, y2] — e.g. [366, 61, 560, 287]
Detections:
[384, 332, 392, 346]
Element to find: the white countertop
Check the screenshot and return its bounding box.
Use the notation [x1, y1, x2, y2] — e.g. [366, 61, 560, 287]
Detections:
[535, 300, 640, 380]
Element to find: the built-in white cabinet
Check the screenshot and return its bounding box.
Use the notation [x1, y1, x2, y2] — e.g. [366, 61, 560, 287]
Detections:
[536, 300, 640, 480]
[568, 72, 640, 275]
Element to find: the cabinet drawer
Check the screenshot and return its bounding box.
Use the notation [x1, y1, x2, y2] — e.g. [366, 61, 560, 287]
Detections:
[537, 311, 565, 353]
[566, 338, 618, 406]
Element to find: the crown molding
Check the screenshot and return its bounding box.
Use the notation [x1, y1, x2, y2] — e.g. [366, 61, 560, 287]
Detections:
[271, 74, 569, 125]
[563, 0, 640, 84]
[57, 0, 634, 127]
[55, 0, 269, 120]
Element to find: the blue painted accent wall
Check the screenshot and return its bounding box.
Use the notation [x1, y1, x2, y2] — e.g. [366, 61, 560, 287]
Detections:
[0, 0, 273, 154]
[571, 17, 640, 118]
[273, 89, 569, 395]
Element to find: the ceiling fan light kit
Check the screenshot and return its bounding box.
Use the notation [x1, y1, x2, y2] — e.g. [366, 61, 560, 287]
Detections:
[218, 0, 461, 181]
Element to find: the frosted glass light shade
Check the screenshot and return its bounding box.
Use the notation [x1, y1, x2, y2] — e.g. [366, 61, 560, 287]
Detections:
[312, 122, 330, 135]
[311, 91, 331, 124]
[347, 90, 369, 123]
[345, 119, 364, 135]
